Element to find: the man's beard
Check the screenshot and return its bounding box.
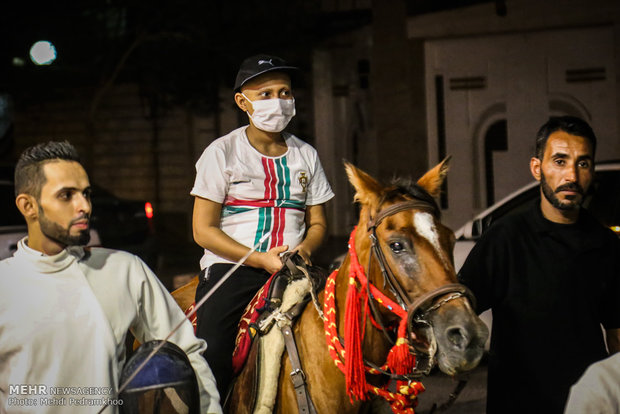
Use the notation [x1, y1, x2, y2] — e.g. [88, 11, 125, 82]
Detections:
[39, 207, 91, 246]
[540, 171, 584, 211]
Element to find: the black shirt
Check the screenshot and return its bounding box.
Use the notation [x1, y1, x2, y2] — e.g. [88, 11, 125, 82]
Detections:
[458, 198, 620, 414]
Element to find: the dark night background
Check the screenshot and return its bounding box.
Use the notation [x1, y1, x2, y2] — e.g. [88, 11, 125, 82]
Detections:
[0, 1, 498, 283]
[3, 0, 617, 288]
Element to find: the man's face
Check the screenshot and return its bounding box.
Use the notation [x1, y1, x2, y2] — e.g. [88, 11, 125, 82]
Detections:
[236, 72, 293, 113]
[536, 131, 594, 211]
[37, 160, 92, 246]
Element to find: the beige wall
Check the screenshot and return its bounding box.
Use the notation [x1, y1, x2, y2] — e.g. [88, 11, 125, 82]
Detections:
[312, 1, 431, 236]
[409, 0, 620, 229]
[312, 30, 374, 236]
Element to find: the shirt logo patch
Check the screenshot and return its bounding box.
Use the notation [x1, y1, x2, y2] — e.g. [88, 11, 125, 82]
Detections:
[298, 172, 308, 192]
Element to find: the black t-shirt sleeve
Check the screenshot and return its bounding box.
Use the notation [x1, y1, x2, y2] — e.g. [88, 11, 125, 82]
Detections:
[457, 224, 508, 314]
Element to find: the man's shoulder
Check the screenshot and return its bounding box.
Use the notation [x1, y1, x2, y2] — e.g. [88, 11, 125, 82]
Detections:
[82, 246, 143, 267]
[483, 202, 534, 239]
[0, 256, 13, 271]
[79, 247, 158, 291]
[579, 209, 620, 242]
[202, 127, 247, 153]
[218, 126, 246, 141]
[283, 132, 304, 144]
[284, 133, 316, 152]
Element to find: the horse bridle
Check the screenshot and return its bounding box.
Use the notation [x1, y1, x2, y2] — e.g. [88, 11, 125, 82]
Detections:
[366, 197, 476, 374]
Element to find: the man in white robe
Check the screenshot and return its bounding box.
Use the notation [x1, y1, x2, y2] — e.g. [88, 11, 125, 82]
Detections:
[0, 141, 221, 414]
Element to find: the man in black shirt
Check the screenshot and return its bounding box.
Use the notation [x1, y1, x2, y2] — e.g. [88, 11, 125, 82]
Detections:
[458, 116, 620, 414]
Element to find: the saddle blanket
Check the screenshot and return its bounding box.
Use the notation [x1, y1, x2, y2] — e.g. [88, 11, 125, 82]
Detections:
[232, 274, 276, 374]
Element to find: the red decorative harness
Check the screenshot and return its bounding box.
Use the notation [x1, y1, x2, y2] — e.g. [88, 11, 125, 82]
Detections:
[323, 227, 425, 414]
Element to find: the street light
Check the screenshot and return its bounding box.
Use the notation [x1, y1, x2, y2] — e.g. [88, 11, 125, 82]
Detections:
[29, 40, 57, 65]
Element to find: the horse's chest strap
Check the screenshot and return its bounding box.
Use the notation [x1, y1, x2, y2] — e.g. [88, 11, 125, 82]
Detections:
[281, 325, 318, 414]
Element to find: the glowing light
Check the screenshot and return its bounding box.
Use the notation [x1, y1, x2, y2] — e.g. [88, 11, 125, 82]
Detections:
[144, 202, 154, 219]
[611, 226, 620, 234]
[29, 41, 57, 65]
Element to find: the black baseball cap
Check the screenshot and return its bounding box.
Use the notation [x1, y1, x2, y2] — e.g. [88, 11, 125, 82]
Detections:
[234, 54, 299, 92]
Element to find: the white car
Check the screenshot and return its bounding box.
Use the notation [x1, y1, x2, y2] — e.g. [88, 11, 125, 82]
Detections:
[453, 161, 620, 348]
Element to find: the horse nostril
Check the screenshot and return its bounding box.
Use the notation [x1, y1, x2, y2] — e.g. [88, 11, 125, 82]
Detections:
[446, 326, 470, 351]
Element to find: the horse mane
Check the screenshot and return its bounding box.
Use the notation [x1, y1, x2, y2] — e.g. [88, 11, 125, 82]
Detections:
[378, 177, 441, 219]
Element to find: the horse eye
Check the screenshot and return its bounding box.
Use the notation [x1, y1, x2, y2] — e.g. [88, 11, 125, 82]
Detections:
[389, 241, 405, 253]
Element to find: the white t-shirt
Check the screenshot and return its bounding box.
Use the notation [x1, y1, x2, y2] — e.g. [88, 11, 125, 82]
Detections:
[191, 126, 334, 270]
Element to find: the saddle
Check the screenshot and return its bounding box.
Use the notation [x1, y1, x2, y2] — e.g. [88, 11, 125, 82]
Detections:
[226, 252, 326, 414]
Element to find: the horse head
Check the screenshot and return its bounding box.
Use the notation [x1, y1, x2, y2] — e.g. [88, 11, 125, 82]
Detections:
[344, 159, 488, 377]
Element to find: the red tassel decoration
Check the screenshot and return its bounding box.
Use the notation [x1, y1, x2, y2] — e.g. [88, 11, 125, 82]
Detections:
[344, 277, 367, 402]
[387, 319, 415, 375]
[322, 227, 424, 413]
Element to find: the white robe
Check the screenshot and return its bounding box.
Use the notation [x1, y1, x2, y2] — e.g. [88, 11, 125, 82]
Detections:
[564, 352, 620, 414]
[0, 238, 221, 414]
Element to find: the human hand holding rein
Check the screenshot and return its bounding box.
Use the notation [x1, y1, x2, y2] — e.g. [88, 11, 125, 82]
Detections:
[249, 244, 288, 274]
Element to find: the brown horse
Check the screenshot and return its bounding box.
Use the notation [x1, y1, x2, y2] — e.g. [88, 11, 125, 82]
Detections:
[225, 160, 489, 413]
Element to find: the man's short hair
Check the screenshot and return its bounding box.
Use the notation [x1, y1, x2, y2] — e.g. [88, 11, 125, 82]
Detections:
[535, 116, 597, 159]
[14, 141, 80, 198]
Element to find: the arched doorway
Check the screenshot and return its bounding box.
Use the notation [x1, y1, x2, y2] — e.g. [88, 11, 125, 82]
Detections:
[483, 119, 508, 206]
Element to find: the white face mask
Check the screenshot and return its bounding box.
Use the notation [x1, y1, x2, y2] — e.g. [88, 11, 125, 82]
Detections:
[242, 93, 296, 133]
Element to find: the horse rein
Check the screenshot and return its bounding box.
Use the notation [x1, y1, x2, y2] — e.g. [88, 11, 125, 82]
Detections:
[365, 197, 476, 367]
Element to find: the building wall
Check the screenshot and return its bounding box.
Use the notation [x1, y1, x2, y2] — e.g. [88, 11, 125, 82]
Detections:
[409, 0, 620, 229]
[312, 28, 376, 236]
[372, 0, 429, 182]
[312, 1, 431, 237]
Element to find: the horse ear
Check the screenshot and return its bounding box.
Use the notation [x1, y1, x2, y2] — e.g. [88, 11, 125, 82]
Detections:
[344, 161, 382, 209]
[416, 156, 451, 199]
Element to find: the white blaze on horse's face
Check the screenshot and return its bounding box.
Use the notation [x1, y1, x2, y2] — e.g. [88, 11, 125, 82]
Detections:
[413, 212, 450, 269]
